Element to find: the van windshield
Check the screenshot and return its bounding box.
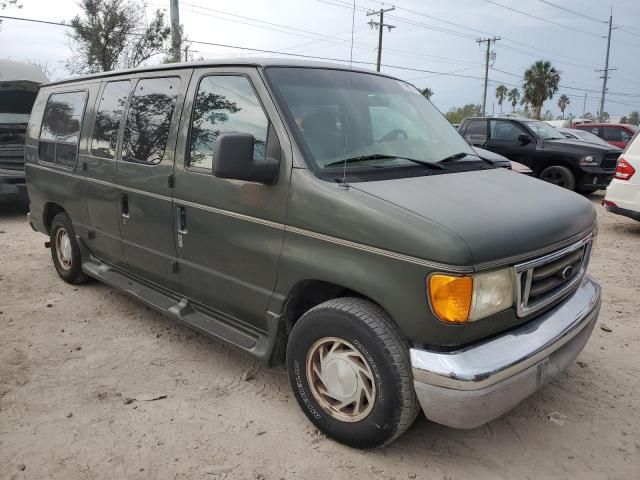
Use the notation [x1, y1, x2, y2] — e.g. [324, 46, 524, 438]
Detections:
[265, 67, 475, 171]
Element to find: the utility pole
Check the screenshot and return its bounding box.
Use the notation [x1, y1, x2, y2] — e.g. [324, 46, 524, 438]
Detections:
[477, 37, 499, 117]
[597, 10, 615, 122]
[183, 44, 189, 62]
[582, 92, 587, 118]
[367, 7, 395, 72]
[170, 0, 181, 63]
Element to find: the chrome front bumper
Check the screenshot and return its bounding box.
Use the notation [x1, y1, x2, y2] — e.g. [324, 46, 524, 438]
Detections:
[410, 275, 601, 429]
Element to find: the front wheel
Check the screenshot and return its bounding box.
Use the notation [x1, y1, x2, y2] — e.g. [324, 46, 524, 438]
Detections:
[539, 165, 576, 191]
[286, 298, 419, 448]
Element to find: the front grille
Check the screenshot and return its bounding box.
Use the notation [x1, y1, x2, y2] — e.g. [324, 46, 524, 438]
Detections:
[602, 152, 621, 171]
[514, 234, 593, 317]
[0, 145, 25, 171]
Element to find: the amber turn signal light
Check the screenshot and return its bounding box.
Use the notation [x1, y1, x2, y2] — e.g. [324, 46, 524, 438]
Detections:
[428, 274, 473, 323]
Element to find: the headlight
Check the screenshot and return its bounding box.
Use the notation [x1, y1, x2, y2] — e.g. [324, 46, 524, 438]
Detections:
[579, 155, 601, 166]
[428, 268, 514, 323]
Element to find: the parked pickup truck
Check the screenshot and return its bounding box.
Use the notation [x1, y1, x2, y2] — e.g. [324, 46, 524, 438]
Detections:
[25, 59, 601, 448]
[459, 116, 620, 192]
[0, 60, 48, 204]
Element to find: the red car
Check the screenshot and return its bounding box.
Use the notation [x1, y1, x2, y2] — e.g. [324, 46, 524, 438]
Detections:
[573, 123, 639, 149]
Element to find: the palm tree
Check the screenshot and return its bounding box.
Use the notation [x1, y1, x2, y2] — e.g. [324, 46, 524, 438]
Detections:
[558, 94, 570, 119]
[521, 97, 531, 118]
[420, 87, 433, 100]
[522, 60, 561, 120]
[507, 88, 520, 113]
[495, 85, 508, 113]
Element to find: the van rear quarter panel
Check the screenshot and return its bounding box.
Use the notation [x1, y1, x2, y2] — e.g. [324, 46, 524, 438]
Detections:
[26, 81, 102, 233]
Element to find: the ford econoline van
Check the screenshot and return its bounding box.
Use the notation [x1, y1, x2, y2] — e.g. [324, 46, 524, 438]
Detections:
[25, 59, 601, 448]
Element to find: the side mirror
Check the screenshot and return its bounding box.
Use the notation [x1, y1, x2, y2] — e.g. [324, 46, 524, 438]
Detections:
[517, 133, 532, 146]
[212, 133, 279, 185]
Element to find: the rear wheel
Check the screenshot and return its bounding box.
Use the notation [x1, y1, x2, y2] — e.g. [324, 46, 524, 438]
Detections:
[539, 165, 576, 191]
[286, 297, 419, 448]
[50, 212, 89, 284]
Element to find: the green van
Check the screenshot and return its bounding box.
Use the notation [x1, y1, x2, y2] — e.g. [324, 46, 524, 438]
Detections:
[25, 59, 601, 448]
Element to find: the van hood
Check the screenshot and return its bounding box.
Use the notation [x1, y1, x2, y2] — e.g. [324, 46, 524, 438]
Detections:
[351, 168, 596, 266]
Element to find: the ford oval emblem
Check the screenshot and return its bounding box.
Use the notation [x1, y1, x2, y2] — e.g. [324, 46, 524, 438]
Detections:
[561, 265, 574, 280]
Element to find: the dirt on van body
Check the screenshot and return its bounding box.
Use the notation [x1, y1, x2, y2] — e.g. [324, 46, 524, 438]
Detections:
[1, 193, 639, 480]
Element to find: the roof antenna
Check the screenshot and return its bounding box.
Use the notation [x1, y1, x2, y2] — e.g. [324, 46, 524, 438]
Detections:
[339, 0, 357, 190]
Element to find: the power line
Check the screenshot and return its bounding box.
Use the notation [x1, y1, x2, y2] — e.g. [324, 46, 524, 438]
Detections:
[362, 0, 604, 68]
[484, 0, 604, 38]
[486, 0, 640, 48]
[180, 3, 481, 66]
[3, 12, 640, 104]
[188, 38, 491, 79]
[535, 0, 605, 24]
[0, 14, 68, 27]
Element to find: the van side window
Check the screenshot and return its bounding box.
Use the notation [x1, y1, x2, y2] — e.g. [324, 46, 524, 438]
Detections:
[188, 75, 268, 170]
[39, 91, 87, 167]
[91, 80, 131, 159]
[122, 77, 180, 164]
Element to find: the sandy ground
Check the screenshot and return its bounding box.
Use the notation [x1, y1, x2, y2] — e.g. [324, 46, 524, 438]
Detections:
[1, 193, 639, 480]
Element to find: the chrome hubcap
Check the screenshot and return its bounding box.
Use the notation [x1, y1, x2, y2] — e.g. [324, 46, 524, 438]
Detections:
[55, 227, 72, 270]
[306, 337, 376, 422]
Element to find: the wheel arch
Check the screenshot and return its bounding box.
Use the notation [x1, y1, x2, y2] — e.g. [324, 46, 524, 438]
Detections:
[534, 155, 580, 178]
[270, 279, 393, 366]
[43, 202, 66, 234]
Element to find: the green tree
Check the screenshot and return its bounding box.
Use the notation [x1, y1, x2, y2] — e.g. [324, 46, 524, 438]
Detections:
[601, 111, 610, 121]
[420, 87, 434, 100]
[542, 110, 554, 121]
[628, 111, 639, 126]
[445, 104, 482, 124]
[522, 60, 561, 120]
[557, 94, 570, 119]
[507, 88, 520, 113]
[66, 0, 172, 74]
[495, 85, 508, 113]
[583, 112, 594, 120]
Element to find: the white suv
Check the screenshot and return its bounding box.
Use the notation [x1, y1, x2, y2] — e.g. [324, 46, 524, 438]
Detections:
[604, 131, 640, 221]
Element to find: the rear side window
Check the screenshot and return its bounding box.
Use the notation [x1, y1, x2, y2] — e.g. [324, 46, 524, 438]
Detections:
[188, 75, 268, 170]
[91, 80, 131, 159]
[602, 127, 623, 142]
[122, 77, 180, 164]
[463, 120, 487, 141]
[39, 91, 87, 167]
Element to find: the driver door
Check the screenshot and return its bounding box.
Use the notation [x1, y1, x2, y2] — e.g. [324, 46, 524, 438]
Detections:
[171, 67, 291, 331]
[486, 119, 536, 167]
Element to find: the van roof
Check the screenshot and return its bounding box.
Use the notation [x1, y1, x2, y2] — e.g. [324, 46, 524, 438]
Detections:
[43, 57, 399, 87]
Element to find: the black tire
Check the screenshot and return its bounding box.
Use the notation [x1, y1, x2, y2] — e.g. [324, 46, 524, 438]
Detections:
[286, 297, 419, 448]
[538, 165, 576, 191]
[50, 212, 89, 284]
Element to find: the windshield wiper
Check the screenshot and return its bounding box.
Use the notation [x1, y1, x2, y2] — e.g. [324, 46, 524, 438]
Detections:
[439, 152, 473, 163]
[325, 154, 444, 169]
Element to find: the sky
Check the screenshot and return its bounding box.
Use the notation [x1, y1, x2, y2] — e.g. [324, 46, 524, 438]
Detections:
[1, 0, 639, 118]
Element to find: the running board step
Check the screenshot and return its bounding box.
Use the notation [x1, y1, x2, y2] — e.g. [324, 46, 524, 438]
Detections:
[82, 259, 263, 353]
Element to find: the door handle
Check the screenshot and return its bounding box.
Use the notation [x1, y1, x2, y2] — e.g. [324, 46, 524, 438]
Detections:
[176, 206, 187, 234]
[121, 193, 129, 218]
